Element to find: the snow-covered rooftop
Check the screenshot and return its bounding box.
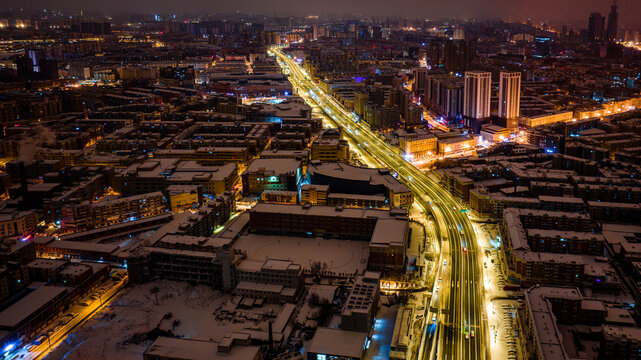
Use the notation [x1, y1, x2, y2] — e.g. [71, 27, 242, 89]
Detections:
[243, 158, 301, 176]
[234, 234, 368, 275]
[144, 336, 259, 360]
[308, 161, 410, 194]
[0, 286, 68, 329]
[307, 327, 367, 358]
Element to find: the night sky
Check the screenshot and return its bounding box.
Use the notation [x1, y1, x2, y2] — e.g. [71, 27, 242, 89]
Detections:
[11, 0, 641, 28]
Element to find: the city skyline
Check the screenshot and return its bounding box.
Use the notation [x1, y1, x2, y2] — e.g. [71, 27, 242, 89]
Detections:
[4, 0, 641, 28]
[0, 5, 640, 360]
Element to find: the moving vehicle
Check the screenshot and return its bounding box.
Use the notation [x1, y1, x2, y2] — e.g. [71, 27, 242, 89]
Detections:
[34, 335, 46, 345]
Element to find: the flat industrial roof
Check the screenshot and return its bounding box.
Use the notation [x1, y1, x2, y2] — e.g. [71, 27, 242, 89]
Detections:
[525, 285, 582, 360]
[538, 196, 585, 204]
[46, 240, 120, 254]
[307, 327, 366, 358]
[260, 149, 309, 157]
[526, 229, 604, 242]
[251, 202, 403, 220]
[0, 286, 68, 329]
[244, 158, 301, 175]
[157, 234, 232, 249]
[308, 162, 410, 194]
[27, 259, 67, 271]
[234, 234, 368, 275]
[370, 218, 408, 247]
[120, 159, 236, 181]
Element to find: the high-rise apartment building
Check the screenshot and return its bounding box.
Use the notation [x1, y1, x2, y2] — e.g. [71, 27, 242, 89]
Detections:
[444, 40, 470, 72]
[426, 74, 464, 120]
[372, 26, 382, 39]
[354, 91, 369, 118]
[534, 36, 551, 57]
[588, 12, 606, 41]
[412, 67, 428, 100]
[498, 72, 521, 128]
[453, 27, 465, 40]
[463, 71, 491, 119]
[606, 1, 618, 41]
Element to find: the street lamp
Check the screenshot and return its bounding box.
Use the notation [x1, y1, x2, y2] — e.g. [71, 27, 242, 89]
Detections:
[46, 330, 53, 351]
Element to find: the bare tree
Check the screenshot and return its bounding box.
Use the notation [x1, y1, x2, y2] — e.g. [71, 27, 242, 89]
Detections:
[150, 286, 160, 305]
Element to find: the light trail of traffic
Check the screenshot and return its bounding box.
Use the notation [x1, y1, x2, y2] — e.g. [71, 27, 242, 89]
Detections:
[270, 46, 488, 360]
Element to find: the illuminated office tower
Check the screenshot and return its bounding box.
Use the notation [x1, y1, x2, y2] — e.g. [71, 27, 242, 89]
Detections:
[463, 71, 491, 119]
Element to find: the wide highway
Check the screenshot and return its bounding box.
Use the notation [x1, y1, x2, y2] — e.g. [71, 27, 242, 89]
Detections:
[270, 46, 488, 360]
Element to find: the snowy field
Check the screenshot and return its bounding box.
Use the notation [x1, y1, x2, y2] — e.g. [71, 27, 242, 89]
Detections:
[44, 281, 280, 360]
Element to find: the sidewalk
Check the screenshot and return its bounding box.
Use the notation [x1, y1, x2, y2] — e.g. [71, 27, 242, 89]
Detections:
[471, 219, 521, 360]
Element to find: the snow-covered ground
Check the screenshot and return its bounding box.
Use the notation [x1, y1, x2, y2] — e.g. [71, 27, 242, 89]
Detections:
[44, 281, 281, 360]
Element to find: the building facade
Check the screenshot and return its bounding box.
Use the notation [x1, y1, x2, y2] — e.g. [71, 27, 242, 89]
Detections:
[498, 72, 521, 126]
[463, 71, 491, 119]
